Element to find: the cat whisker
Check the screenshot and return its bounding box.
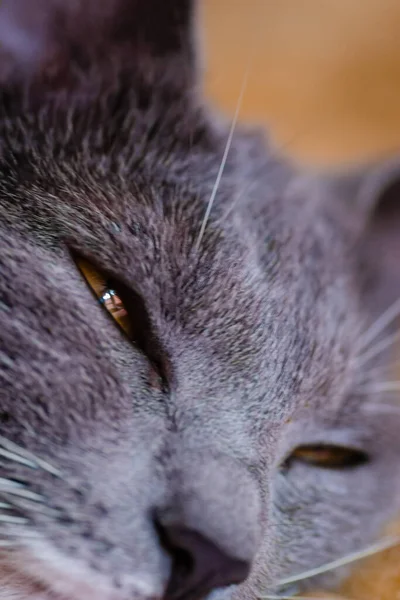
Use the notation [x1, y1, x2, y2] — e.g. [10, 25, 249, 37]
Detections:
[362, 403, 400, 415]
[3, 497, 62, 518]
[354, 330, 400, 367]
[275, 535, 400, 587]
[0, 540, 18, 548]
[356, 360, 400, 383]
[0, 477, 63, 517]
[194, 65, 250, 252]
[0, 477, 24, 489]
[0, 527, 41, 539]
[0, 435, 64, 479]
[358, 297, 400, 351]
[0, 514, 28, 525]
[357, 381, 400, 394]
[0, 448, 38, 470]
[0, 481, 46, 503]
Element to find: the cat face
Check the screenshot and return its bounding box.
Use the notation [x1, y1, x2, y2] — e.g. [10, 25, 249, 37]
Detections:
[1, 1, 400, 599]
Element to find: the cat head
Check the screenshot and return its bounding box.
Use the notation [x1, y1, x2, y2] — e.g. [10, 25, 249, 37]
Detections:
[1, 1, 400, 600]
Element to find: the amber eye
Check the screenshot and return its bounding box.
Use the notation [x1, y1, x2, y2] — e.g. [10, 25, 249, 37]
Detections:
[286, 444, 369, 470]
[75, 257, 131, 336]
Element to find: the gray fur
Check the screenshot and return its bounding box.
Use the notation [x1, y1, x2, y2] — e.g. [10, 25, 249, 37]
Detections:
[1, 1, 400, 599]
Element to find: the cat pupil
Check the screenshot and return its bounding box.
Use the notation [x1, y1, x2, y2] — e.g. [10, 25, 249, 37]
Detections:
[100, 288, 128, 319]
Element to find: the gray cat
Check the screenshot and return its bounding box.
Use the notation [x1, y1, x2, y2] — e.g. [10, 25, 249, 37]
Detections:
[1, 1, 400, 599]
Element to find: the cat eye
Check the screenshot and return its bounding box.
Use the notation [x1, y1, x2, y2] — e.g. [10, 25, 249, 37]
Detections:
[74, 255, 166, 387]
[75, 257, 131, 335]
[286, 444, 369, 470]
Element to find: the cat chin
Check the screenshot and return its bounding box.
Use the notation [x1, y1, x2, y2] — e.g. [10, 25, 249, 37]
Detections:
[0, 539, 162, 600]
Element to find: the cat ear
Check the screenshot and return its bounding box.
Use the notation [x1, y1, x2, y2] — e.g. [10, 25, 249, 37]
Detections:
[0, 0, 197, 92]
[347, 160, 400, 317]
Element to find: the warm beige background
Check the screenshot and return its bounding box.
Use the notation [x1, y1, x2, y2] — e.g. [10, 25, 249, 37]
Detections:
[203, 0, 400, 167]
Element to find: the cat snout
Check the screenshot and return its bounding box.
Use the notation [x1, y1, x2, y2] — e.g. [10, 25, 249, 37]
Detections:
[156, 523, 250, 600]
[151, 449, 261, 600]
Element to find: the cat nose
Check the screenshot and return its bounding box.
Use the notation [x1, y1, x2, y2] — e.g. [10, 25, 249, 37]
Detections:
[159, 523, 251, 600]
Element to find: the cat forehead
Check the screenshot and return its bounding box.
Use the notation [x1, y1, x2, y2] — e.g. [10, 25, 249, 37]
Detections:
[0, 87, 287, 254]
[0, 91, 361, 399]
[0, 184, 359, 413]
[0, 104, 322, 312]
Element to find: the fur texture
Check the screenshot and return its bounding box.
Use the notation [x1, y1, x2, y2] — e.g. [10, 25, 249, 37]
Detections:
[0, 1, 400, 600]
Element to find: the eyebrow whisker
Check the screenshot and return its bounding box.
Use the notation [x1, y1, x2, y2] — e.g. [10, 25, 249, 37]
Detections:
[194, 64, 250, 253]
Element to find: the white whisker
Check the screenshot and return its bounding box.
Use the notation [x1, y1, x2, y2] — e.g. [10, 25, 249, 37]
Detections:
[0, 485, 46, 503]
[0, 478, 24, 488]
[355, 330, 400, 368]
[358, 297, 400, 351]
[0, 435, 63, 478]
[356, 360, 400, 383]
[0, 448, 37, 469]
[1, 496, 61, 517]
[30, 456, 62, 478]
[0, 514, 28, 524]
[276, 535, 400, 586]
[363, 403, 400, 415]
[194, 66, 249, 252]
[0, 540, 17, 548]
[358, 381, 400, 394]
[0, 527, 41, 539]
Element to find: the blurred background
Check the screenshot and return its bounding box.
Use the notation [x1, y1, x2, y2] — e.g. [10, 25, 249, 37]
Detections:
[203, 0, 400, 168]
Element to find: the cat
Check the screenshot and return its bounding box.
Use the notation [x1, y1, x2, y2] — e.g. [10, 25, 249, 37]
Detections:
[0, 1, 400, 600]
